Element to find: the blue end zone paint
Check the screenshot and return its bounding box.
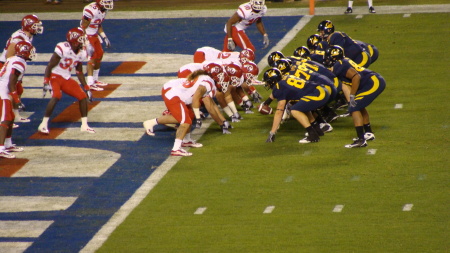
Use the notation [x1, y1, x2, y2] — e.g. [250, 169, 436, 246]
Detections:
[0, 16, 304, 252]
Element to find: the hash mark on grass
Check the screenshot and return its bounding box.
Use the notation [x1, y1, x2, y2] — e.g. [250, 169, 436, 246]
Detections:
[394, 104, 403, 109]
[367, 149, 377, 155]
[403, 14, 411, 17]
[332, 205, 344, 213]
[194, 207, 207, 215]
[284, 176, 293, 182]
[402, 204, 413, 211]
[356, 15, 364, 19]
[263, 206, 275, 214]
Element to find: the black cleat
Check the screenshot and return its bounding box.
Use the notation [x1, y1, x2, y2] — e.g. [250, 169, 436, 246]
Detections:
[345, 7, 353, 14]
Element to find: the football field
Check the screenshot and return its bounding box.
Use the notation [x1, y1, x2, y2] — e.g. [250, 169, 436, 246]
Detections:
[0, 3, 449, 253]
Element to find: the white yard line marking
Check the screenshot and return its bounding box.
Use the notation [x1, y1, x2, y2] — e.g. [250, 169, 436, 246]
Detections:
[394, 104, 403, 109]
[0, 220, 54, 237]
[194, 207, 207, 215]
[0, 242, 33, 253]
[367, 149, 377, 155]
[0, 196, 77, 212]
[403, 204, 414, 211]
[263, 206, 276, 214]
[332, 205, 344, 213]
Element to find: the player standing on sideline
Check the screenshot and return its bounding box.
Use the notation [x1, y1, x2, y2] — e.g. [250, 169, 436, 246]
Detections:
[80, 0, 114, 91]
[0, 14, 44, 124]
[38, 27, 95, 135]
[345, 0, 376, 14]
[324, 45, 385, 148]
[0, 41, 35, 158]
[224, 0, 269, 54]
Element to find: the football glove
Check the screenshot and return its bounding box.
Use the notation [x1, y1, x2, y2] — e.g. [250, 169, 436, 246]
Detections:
[349, 95, 357, 108]
[195, 118, 202, 128]
[263, 34, 270, 49]
[242, 100, 254, 114]
[86, 90, 93, 102]
[42, 83, 52, 98]
[266, 131, 275, 142]
[227, 38, 235, 51]
[103, 36, 111, 48]
[18, 102, 26, 111]
[251, 91, 263, 103]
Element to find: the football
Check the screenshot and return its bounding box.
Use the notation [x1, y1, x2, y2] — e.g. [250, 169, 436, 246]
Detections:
[258, 103, 273, 115]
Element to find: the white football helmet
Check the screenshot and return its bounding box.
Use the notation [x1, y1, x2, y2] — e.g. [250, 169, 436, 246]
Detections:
[96, 0, 114, 10]
[250, 0, 265, 12]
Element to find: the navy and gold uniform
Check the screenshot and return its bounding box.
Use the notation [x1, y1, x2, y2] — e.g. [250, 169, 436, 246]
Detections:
[331, 57, 385, 113]
[327, 32, 371, 68]
[356, 40, 379, 64]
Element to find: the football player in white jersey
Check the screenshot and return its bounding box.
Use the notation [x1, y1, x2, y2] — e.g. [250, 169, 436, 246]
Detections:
[0, 41, 35, 158]
[38, 27, 95, 135]
[144, 63, 232, 156]
[224, 0, 269, 53]
[80, 0, 113, 91]
[0, 14, 44, 124]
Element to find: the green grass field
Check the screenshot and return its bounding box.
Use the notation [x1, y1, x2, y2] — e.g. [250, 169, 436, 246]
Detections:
[97, 9, 450, 253]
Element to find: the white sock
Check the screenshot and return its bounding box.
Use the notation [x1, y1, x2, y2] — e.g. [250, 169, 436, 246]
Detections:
[87, 76, 94, 86]
[222, 106, 233, 117]
[367, 0, 373, 7]
[348, 1, 353, 8]
[172, 139, 182, 151]
[4, 137, 12, 147]
[81, 117, 88, 127]
[93, 69, 100, 81]
[227, 102, 238, 114]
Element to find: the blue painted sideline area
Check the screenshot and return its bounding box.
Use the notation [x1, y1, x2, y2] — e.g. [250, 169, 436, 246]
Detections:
[0, 13, 302, 252]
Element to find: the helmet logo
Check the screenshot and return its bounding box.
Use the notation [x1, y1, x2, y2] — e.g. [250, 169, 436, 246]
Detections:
[330, 48, 340, 56]
[325, 22, 333, 29]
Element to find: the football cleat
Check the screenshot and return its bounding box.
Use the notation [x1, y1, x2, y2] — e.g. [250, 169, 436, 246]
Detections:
[16, 117, 30, 123]
[94, 80, 108, 86]
[251, 79, 265, 86]
[170, 148, 192, 157]
[0, 150, 15, 159]
[345, 138, 368, 148]
[143, 119, 157, 136]
[369, 6, 376, 13]
[38, 124, 49, 135]
[339, 112, 350, 118]
[299, 136, 319, 144]
[6, 145, 24, 152]
[89, 84, 104, 91]
[181, 141, 203, 148]
[345, 7, 353, 14]
[13, 124, 19, 129]
[353, 132, 375, 141]
[320, 123, 333, 133]
[81, 125, 96, 133]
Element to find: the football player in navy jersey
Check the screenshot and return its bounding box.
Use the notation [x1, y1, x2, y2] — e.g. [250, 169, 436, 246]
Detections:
[317, 20, 371, 68]
[263, 68, 330, 144]
[356, 40, 379, 64]
[325, 45, 385, 148]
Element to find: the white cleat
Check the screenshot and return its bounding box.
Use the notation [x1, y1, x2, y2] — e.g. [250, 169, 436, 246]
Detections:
[16, 117, 31, 123]
[181, 141, 203, 148]
[81, 125, 96, 133]
[0, 150, 15, 159]
[6, 145, 24, 152]
[89, 84, 104, 91]
[94, 80, 108, 86]
[143, 119, 157, 136]
[38, 124, 50, 135]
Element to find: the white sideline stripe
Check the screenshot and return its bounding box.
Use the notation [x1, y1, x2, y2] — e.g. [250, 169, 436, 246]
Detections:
[194, 207, 207, 215]
[1, 5, 448, 21]
[263, 206, 276, 214]
[0, 220, 53, 237]
[0, 242, 33, 253]
[394, 103, 403, 109]
[367, 149, 377, 155]
[356, 15, 364, 19]
[403, 204, 414, 212]
[0, 196, 77, 212]
[80, 120, 213, 253]
[332, 205, 344, 213]
[403, 14, 411, 17]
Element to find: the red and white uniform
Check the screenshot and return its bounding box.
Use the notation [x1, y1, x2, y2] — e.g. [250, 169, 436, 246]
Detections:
[223, 2, 267, 52]
[226, 2, 267, 32]
[82, 2, 107, 60]
[49, 42, 88, 100]
[0, 56, 26, 121]
[0, 30, 33, 63]
[193, 46, 241, 64]
[162, 76, 216, 124]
